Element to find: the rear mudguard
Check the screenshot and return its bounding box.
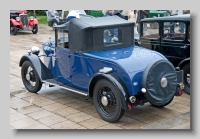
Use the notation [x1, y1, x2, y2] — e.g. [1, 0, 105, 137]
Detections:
[178, 58, 190, 69]
[19, 53, 53, 81]
[89, 72, 129, 110]
[10, 19, 21, 26]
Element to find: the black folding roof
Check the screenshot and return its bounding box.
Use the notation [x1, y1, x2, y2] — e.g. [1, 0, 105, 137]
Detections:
[54, 16, 134, 52]
[54, 15, 133, 30]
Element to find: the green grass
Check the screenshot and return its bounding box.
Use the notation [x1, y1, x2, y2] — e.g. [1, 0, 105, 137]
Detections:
[29, 16, 47, 24]
[36, 16, 47, 24]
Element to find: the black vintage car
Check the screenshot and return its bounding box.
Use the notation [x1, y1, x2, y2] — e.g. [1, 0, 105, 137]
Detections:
[135, 14, 190, 95]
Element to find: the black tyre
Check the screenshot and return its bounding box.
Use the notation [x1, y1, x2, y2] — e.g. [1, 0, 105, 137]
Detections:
[10, 24, 17, 35]
[151, 96, 174, 108]
[21, 61, 42, 93]
[32, 25, 38, 34]
[93, 79, 125, 123]
[182, 63, 190, 95]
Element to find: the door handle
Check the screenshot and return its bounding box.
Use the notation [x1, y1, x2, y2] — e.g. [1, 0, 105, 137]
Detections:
[55, 57, 60, 60]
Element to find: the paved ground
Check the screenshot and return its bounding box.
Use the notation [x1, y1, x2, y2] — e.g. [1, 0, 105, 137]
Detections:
[10, 24, 190, 129]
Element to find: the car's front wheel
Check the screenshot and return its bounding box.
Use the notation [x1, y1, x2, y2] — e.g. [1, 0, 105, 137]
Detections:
[182, 63, 190, 95]
[10, 24, 17, 35]
[32, 25, 38, 34]
[21, 61, 42, 93]
[93, 79, 125, 123]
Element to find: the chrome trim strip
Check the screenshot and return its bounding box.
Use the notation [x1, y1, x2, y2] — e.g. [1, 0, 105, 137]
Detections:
[42, 80, 88, 96]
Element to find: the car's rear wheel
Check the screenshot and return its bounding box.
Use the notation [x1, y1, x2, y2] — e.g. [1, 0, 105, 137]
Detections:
[32, 25, 38, 34]
[93, 79, 125, 123]
[10, 24, 17, 35]
[182, 63, 190, 95]
[21, 61, 42, 93]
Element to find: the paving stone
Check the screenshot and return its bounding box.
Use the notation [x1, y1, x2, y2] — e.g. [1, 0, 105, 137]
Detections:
[16, 105, 43, 114]
[53, 107, 80, 117]
[23, 123, 51, 129]
[32, 98, 56, 107]
[65, 112, 93, 123]
[54, 97, 78, 104]
[96, 124, 122, 129]
[77, 105, 97, 114]
[42, 103, 68, 112]
[132, 113, 165, 124]
[37, 114, 67, 126]
[10, 99, 33, 109]
[14, 92, 37, 98]
[10, 117, 40, 129]
[65, 100, 91, 109]
[10, 112, 27, 122]
[120, 121, 146, 129]
[79, 117, 109, 129]
[26, 110, 54, 120]
[22, 95, 47, 102]
[10, 108, 17, 114]
[170, 122, 190, 129]
[50, 120, 84, 129]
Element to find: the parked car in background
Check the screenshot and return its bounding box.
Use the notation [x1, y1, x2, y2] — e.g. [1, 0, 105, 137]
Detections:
[46, 10, 94, 30]
[19, 16, 184, 123]
[135, 14, 190, 94]
[10, 10, 39, 35]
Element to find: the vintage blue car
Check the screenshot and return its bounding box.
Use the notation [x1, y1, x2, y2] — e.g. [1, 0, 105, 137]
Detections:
[19, 16, 184, 123]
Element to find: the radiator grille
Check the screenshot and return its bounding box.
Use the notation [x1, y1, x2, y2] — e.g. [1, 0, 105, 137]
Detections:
[19, 14, 28, 26]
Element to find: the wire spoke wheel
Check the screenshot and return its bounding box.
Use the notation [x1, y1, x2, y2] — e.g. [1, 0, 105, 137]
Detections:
[97, 86, 117, 116]
[182, 63, 190, 94]
[93, 79, 125, 123]
[21, 61, 42, 93]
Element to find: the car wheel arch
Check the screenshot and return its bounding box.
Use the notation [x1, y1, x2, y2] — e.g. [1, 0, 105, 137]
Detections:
[19, 54, 53, 81]
[89, 72, 129, 110]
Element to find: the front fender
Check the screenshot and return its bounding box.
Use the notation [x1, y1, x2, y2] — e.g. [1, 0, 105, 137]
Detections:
[33, 19, 39, 24]
[19, 54, 53, 81]
[10, 19, 21, 26]
[178, 58, 190, 69]
[89, 72, 129, 110]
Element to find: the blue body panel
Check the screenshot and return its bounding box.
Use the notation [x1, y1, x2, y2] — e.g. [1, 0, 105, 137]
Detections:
[42, 41, 167, 96]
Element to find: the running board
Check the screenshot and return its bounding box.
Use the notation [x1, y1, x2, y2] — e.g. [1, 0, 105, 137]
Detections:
[42, 79, 88, 96]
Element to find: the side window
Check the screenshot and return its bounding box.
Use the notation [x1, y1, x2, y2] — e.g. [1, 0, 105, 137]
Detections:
[142, 22, 159, 39]
[163, 21, 186, 40]
[57, 29, 69, 48]
[103, 28, 122, 47]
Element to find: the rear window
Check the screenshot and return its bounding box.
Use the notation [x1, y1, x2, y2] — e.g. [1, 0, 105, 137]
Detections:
[103, 28, 122, 47]
[142, 22, 159, 39]
[163, 21, 186, 41]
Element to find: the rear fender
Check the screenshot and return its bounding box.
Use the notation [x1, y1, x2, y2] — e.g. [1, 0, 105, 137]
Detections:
[89, 72, 129, 110]
[19, 54, 53, 81]
[10, 19, 21, 26]
[178, 58, 190, 69]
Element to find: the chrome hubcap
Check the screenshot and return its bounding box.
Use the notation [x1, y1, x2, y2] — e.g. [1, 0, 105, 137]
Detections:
[161, 77, 168, 88]
[101, 96, 108, 106]
[26, 73, 30, 81]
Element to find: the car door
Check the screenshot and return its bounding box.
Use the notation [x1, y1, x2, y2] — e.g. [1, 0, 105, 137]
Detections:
[140, 21, 161, 51]
[54, 29, 71, 85]
[161, 21, 189, 66]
